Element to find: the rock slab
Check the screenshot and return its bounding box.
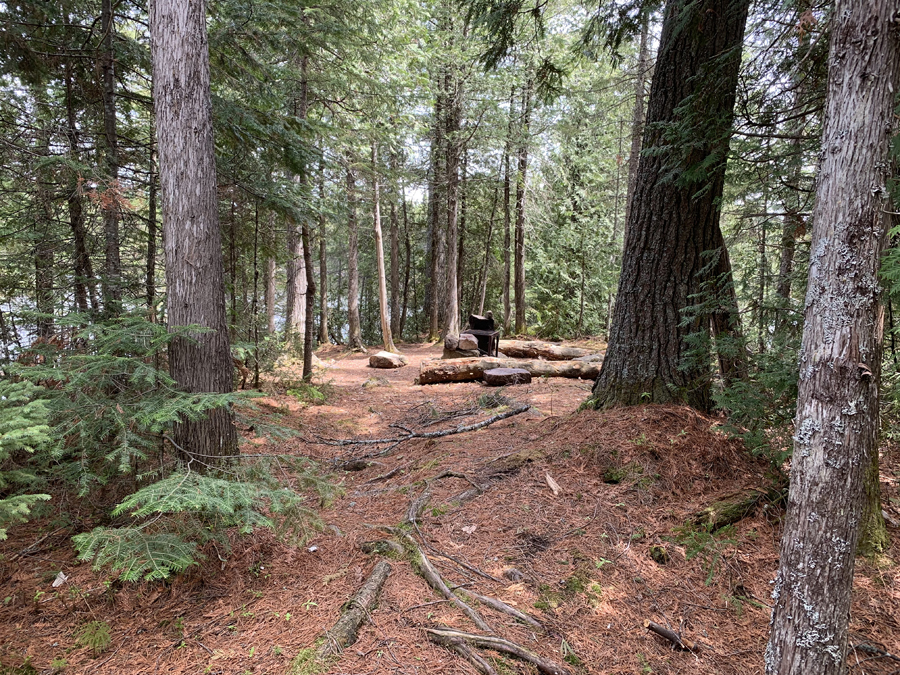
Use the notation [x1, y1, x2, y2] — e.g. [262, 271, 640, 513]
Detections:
[458, 333, 479, 351]
[483, 367, 532, 386]
[369, 351, 408, 369]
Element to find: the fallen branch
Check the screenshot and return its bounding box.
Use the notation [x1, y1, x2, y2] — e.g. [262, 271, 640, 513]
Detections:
[319, 405, 530, 458]
[318, 560, 392, 659]
[419, 357, 600, 384]
[424, 627, 570, 675]
[643, 620, 696, 652]
[395, 530, 492, 632]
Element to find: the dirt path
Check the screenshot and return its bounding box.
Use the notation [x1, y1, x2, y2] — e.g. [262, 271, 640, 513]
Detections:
[1, 342, 898, 675]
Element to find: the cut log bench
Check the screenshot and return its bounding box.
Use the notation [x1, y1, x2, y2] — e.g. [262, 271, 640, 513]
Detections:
[483, 367, 532, 386]
[419, 356, 601, 385]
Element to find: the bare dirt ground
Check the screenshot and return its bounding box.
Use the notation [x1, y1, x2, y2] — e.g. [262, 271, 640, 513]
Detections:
[1, 341, 898, 675]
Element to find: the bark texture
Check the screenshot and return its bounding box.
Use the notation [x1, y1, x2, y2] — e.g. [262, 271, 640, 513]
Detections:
[591, 0, 750, 411]
[513, 79, 532, 335]
[765, 2, 900, 672]
[151, 0, 237, 463]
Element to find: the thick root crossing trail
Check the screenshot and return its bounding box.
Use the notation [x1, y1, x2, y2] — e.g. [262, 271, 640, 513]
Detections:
[1, 341, 898, 675]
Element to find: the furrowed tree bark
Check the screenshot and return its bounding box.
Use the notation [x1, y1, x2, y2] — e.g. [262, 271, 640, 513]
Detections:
[346, 159, 365, 352]
[444, 67, 463, 339]
[372, 143, 396, 353]
[100, 0, 122, 315]
[623, 14, 650, 239]
[591, 0, 750, 412]
[765, 2, 900, 672]
[301, 209, 316, 379]
[151, 0, 238, 465]
[35, 119, 54, 338]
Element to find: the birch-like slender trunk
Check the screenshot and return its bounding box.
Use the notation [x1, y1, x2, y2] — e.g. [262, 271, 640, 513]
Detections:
[372, 144, 396, 352]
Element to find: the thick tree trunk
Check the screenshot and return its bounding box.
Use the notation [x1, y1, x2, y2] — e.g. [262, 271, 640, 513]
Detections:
[372, 143, 396, 353]
[513, 80, 532, 335]
[400, 197, 411, 338]
[591, 0, 751, 412]
[623, 15, 650, 238]
[151, 0, 237, 464]
[419, 356, 600, 385]
[100, 0, 122, 315]
[346, 161, 365, 352]
[35, 124, 54, 338]
[765, 2, 899, 672]
[476, 155, 502, 316]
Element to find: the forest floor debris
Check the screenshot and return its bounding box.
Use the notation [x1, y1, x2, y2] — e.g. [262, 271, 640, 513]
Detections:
[0, 341, 898, 675]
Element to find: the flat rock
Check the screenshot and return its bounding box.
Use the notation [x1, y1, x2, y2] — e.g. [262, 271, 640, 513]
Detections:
[369, 351, 408, 369]
[483, 367, 532, 386]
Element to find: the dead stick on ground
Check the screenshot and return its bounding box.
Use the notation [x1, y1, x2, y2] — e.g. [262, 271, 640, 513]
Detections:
[318, 560, 392, 659]
[426, 630, 499, 675]
[644, 620, 696, 652]
[395, 530, 492, 632]
[465, 589, 543, 630]
[424, 627, 570, 675]
[318, 405, 531, 452]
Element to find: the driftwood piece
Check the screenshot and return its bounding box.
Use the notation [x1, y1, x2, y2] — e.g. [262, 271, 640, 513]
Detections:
[643, 620, 696, 652]
[419, 357, 599, 384]
[497, 340, 594, 361]
[397, 531, 492, 632]
[318, 560, 392, 659]
[424, 627, 570, 675]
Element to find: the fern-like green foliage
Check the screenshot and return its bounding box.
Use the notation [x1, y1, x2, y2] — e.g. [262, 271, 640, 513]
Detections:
[0, 379, 52, 539]
[72, 527, 200, 582]
[10, 313, 336, 581]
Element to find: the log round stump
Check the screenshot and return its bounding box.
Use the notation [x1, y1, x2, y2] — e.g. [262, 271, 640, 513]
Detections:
[483, 367, 532, 386]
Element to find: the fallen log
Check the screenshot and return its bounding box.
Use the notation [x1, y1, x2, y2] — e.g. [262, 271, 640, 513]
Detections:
[318, 560, 393, 659]
[498, 339, 595, 361]
[419, 356, 600, 384]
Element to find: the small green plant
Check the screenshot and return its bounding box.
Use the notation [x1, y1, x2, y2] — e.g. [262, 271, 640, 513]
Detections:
[74, 620, 111, 656]
[286, 383, 328, 405]
[670, 523, 738, 584]
[50, 657, 67, 672]
[302, 599, 318, 610]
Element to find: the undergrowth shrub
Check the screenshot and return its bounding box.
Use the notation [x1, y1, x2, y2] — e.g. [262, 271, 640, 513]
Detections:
[8, 314, 335, 580]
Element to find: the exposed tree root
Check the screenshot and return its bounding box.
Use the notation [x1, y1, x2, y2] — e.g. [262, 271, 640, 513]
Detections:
[394, 529, 493, 632]
[318, 560, 392, 659]
[464, 589, 543, 630]
[426, 629, 499, 675]
[424, 627, 570, 675]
